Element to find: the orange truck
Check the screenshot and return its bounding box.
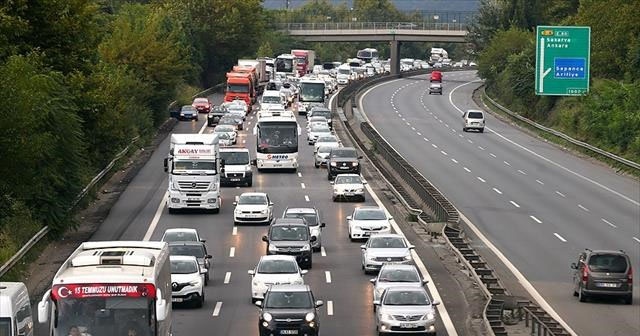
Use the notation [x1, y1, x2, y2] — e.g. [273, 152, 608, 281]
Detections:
[224, 72, 255, 110]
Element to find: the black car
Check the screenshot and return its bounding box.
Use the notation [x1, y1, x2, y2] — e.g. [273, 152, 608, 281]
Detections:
[219, 115, 244, 130]
[326, 147, 362, 180]
[168, 241, 213, 286]
[256, 284, 323, 336]
[207, 105, 228, 126]
[571, 249, 633, 304]
[308, 107, 333, 129]
[262, 218, 315, 269]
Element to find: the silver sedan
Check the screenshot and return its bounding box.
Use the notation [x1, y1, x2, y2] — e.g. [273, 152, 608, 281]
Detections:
[374, 287, 439, 335]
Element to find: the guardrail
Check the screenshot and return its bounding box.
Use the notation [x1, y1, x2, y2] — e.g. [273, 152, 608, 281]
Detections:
[481, 87, 640, 171]
[277, 22, 467, 31]
[0, 84, 222, 279]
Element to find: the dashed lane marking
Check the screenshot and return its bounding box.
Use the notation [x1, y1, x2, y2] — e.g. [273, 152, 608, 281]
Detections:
[555, 191, 566, 197]
[489, 153, 497, 158]
[536, 179, 544, 185]
[305, 195, 310, 202]
[451, 158, 458, 164]
[301, 183, 306, 189]
[321, 246, 327, 256]
[554, 233, 567, 242]
[232, 226, 237, 235]
[518, 170, 527, 175]
[578, 204, 589, 212]
[298, 172, 302, 178]
[510, 201, 520, 208]
[327, 300, 334, 316]
[212, 302, 223, 316]
[224, 272, 231, 284]
[325, 271, 332, 283]
[463, 167, 471, 173]
[530, 216, 542, 224]
[601, 218, 617, 228]
[477, 177, 486, 183]
[441, 150, 448, 156]
[229, 247, 235, 257]
[493, 188, 503, 195]
[633, 237, 640, 244]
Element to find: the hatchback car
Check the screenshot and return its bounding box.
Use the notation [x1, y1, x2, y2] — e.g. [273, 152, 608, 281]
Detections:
[263, 219, 315, 269]
[332, 174, 366, 202]
[571, 249, 633, 304]
[462, 109, 485, 133]
[213, 124, 237, 145]
[307, 124, 332, 145]
[313, 135, 340, 154]
[282, 207, 326, 252]
[161, 228, 204, 243]
[374, 287, 439, 335]
[248, 255, 307, 302]
[233, 192, 274, 225]
[327, 147, 362, 180]
[207, 105, 228, 126]
[168, 241, 212, 285]
[428, 83, 442, 95]
[170, 255, 205, 307]
[361, 234, 414, 274]
[179, 105, 198, 121]
[315, 145, 337, 168]
[370, 264, 427, 307]
[256, 285, 323, 336]
[347, 206, 392, 241]
[308, 107, 333, 129]
[192, 97, 212, 113]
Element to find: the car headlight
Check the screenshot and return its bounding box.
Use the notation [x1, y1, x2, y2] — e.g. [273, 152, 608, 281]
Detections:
[301, 244, 311, 251]
[189, 279, 202, 287]
[262, 312, 273, 322]
[234, 208, 241, 214]
[305, 312, 315, 322]
[330, 162, 337, 166]
[356, 188, 364, 193]
[293, 278, 304, 285]
[424, 312, 435, 321]
[381, 313, 394, 321]
[245, 165, 252, 172]
[252, 279, 262, 287]
[352, 162, 359, 166]
[381, 226, 389, 231]
[260, 209, 268, 214]
[404, 253, 413, 261]
[268, 244, 278, 252]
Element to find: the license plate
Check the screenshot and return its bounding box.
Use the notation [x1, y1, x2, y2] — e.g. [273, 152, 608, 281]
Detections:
[280, 331, 298, 335]
[345, 193, 354, 196]
[339, 166, 349, 169]
[171, 297, 183, 303]
[400, 323, 417, 328]
[187, 198, 199, 201]
[273, 164, 282, 167]
[363, 232, 371, 236]
[230, 178, 241, 181]
[597, 283, 619, 288]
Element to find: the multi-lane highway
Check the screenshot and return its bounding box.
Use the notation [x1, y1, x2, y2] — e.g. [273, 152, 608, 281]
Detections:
[75, 93, 468, 336]
[360, 70, 640, 336]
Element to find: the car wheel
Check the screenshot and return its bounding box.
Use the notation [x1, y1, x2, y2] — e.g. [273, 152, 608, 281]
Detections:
[327, 174, 332, 181]
[313, 245, 321, 253]
[462, 127, 467, 132]
[168, 207, 176, 214]
[332, 196, 337, 202]
[360, 195, 366, 202]
[195, 294, 204, 308]
[479, 128, 484, 133]
[315, 162, 319, 168]
[578, 287, 588, 302]
[205, 274, 209, 286]
[624, 294, 633, 305]
[247, 181, 253, 187]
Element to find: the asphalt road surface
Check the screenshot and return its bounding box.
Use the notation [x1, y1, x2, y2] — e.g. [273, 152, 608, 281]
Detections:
[360, 70, 640, 336]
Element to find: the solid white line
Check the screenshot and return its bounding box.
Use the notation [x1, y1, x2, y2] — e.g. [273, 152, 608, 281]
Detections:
[518, 170, 527, 175]
[489, 153, 497, 158]
[327, 300, 334, 316]
[212, 302, 223, 316]
[530, 216, 542, 224]
[555, 191, 566, 197]
[463, 167, 471, 173]
[301, 183, 306, 189]
[536, 179, 544, 185]
[229, 247, 235, 257]
[304, 195, 310, 202]
[554, 233, 567, 242]
[232, 226, 238, 235]
[577, 204, 589, 212]
[477, 177, 486, 183]
[325, 271, 332, 283]
[441, 150, 448, 156]
[224, 272, 231, 284]
[510, 201, 520, 208]
[503, 161, 511, 166]
[143, 191, 168, 241]
[451, 158, 458, 164]
[297, 172, 302, 178]
[601, 218, 617, 228]
[493, 188, 503, 195]
[633, 237, 640, 244]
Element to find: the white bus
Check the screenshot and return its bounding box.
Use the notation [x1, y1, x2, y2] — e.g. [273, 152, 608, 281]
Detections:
[275, 54, 298, 78]
[356, 48, 379, 63]
[37, 241, 172, 336]
[295, 77, 326, 115]
[254, 113, 300, 172]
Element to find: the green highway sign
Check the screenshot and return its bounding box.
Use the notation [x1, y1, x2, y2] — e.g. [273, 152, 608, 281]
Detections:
[535, 26, 591, 96]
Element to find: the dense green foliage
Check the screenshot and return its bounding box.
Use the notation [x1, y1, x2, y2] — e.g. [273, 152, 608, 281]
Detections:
[471, 0, 640, 162]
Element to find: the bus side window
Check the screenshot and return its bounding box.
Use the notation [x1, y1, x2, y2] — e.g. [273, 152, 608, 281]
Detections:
[16, 303, 33, 336]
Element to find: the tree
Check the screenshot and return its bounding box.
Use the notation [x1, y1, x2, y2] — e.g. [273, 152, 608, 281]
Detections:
[256, 41, 274, 58]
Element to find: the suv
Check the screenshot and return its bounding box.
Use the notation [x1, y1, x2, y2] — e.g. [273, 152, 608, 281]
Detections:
[170, 255, 205, 307]
[571, 249, 633, 304]
[327, 147, 362, 180]
[262, 218, 315, 269]
[168, 241, 213, 286]
[220, 147, 255, 187]
[255, 284, 323, 336]
[282, 207, 326, 252]
[462, 109, 485, 133]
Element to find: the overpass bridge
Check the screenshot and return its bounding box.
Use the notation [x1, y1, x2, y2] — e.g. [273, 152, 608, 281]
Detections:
[277, 22, 468, 74]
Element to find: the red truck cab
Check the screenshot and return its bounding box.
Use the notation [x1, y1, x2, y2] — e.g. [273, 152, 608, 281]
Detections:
[225, 72, 254, 110]
[430, 71, 442, 82]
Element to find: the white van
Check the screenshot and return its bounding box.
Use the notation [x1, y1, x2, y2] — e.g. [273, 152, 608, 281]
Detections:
[0, 282, 33, 336]
[462, 109, 486, 133]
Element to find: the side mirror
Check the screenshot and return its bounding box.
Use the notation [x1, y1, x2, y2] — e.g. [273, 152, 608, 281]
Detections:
[235, 195, 240, 203]
[200, 239, 207, 243]
[251, 159, 257, 166]
[346, 215, 352, 220]
[432, 300, 441, 306]
[262, 235, 269, 242]
[372, 300, 380, 306]
[269, 202, 274, 206]
[310, 236, 317, 242]
[570, 263, 578, 270]
[360, 245, 366, 249]
[362, 181, 368, 185]
[315, 300, 324, 308]
[329, 181, 334, 185]
[155, 289, 168, 321]
[422, 279, 429, 285]
[369, 278, 376, 284]
[254, 300, 263, 308]
[301, 270, 308, 275]
[200, 269, 208, 275]
[248, 270, 255, 275]
[232, 201, 237, 206]
[320, 222, 326, 228]
[205, 254, 212, 259]
[388, 216, 393, 220]
[163, 158, 169, 172]
[37, 290, 51, 323]
[408, 245, 415, 249]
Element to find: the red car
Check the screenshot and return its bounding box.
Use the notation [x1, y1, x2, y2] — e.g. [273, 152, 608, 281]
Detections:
[192, 97, 212, 113]
[430, 71, 442, 83]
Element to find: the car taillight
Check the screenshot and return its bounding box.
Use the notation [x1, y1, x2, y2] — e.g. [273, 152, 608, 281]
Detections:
[627, 266, 633, 284]
[581, 264, 589, 283]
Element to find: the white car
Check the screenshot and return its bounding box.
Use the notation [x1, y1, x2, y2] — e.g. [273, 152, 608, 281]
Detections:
[313, 135, 340, 153]
[331, 173, 366, 202]
[260, 90, 285, 111]
[233, 192, 274, 225]
[223, 100, 248, 115]
[361, 234, 414, 274]
[462, 109, 485, 133]
[248, 255, 307, 301]
[374, 287, 439, 334]
[370, 264, 427, 306]
[213, 124, 237, 145]
[227, 104, 247, 120]
[347, 206, 392, 241]
[307, 123, 332, 144]
[170, 255, 205, 307]
[161, 228, 204, 243]
[314, 145, 339, 168]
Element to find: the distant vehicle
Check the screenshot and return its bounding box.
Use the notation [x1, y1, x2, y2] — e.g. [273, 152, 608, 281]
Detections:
[462, 109, 485, 133]
[275, 54, 298, 78]
[170, 255, 205, 307]
[213, 124, 237, 145]
[218, 115, 243, 131]
[207, 105, 228, 126]
[291, 49, 315, 76]
[327, 147, 361, 180]
[260, 90, 286, 111]
[168, 241, 212, 286]
[347, 206, 392, 242]
[248, 255, 307, 302]
[179, 105, 198, 121]
[370, 264, 427, 306]
[313, 135, 340, 154]
[308, 106, 333, 129]
[469, 61, 477, 67]
[262, 218, 314, 269]
[357, 48, 379, 63]
[192, 97, 212, 113]
[282, 207, 326, 252]
[0, 282, 33, 336]
[219, 147, 254, 187]
[571, 249, 633, 304]
[161, 228, 204, 243]
[374, 287, 439, 335]
[453, 61, 464, 68]
[233, 192, 274, 225]
[314, 146, 336, 168]
[307, 123, 331, 145]
[430, 71, 442, 82]
[336, 64, 352, 85]
[428, 83, 442, 95]
[255, 285, 323, 336]
[360, 234, 414, 274]
[295, 77, 326, 115]
[331, 173, 366, 202]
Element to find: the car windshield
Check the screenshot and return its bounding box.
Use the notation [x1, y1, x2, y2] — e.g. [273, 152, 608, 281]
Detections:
[220, 151, 249, 165]
[331, 149, 357, 158]
[335, 175, 362, 184]
[353, 209, 386, 220]
[214, 125, 235, 133]
[310, 125, 330, 132]
[257, 260, 298, 274]
[379, 269, 420, 282]
[170, 260, 198, 274]
[163, 231, 198, 242]
[468, 112, 483, 119]
[317, 136, 337, 143]
[588, 254, 628, 273]
[284, 211, 318, 226]
[270, 226, 308, 241]
[311, 110, 331, 118]
[181, 106, 195, 112]
[238, 195, 267, 205]
[0, 318, 10, 336]
[369, 237, 406, 248]
[265, 292, 312, 308]
[169, 245, 205, 258]
[262, 96, 281, 104]
[383, 290, 429, 306]
[317, 146, 333, 154]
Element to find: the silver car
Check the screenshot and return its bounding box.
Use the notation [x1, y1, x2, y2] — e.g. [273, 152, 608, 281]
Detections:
[374, 287, 439, 335]
[307, 124, 332, 144]
[361, 234, 414, 274]
[282, 207, 326, 252]
[370, 265, 427, 308]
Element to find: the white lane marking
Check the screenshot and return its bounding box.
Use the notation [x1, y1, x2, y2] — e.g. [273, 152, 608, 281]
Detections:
[417, 132, 422, 136]
[467, 139, 473, 143]
[232, 226, 238, 235]
[401, 118, 406, 121]
[478, 146, 485, 150]
[212, 302, 223, 316]
[555, 191, 566, 197]
[411, 127, 416, 131]
[633, 237, 640, 244]
[451, 158, 458, 164]
[518, 170, 527, 175]
[445, 123, 449, 128]
[530, 216, 542, 224]
[503, 161, 511, 166]
[298, 172, 302, 178]
[432, 144, 438, 148]
[536, 179, 544, 185]
[406, 122, 411, 126]
[224, 272, 231, 284]
[229, 247, 235, 257]
[601, 218, 617, 228]
[463, 167, 471, 173]
[423, 137, 429, 142]
[449, 79, 638, 207]
[577, 204, 589, 212]
[493, 188, 503, 195]
[439, 119, 443, 123]
[327, 300, 334, 316]
[320, 246, 327, 256]
[301, 183, 306, 189]
[440, 150, 448, 156]
[304, 195, 310, 202]
[510, 201, 521, 208]
[325, 271, 332, 283]
[398, 114, 402, 118]
[489, 153, 497, 158]
[477, 177, 486, 183]
[554, 233, 567, 242]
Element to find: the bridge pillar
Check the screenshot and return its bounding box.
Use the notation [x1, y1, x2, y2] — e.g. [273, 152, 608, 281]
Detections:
[390, 40, 401, 75]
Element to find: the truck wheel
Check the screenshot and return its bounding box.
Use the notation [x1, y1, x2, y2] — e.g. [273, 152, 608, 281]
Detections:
[168, 208, 176, 214]
[247, 181, 253, 187]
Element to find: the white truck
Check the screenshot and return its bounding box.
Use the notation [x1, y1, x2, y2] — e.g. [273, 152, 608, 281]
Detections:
[164, 134, 221, 214]
[0, 282, 33, 336]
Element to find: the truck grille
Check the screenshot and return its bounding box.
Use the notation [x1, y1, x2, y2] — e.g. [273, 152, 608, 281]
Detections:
[226, 173, 245, 178]
[178, 181, 210, 190]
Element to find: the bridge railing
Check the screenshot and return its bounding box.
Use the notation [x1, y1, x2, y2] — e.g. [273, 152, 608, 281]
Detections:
[277, 22, 468, 32]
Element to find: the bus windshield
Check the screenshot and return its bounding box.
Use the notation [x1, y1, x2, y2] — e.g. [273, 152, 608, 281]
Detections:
[0, 318, 10, 336]
[275, 58, 294, 73]
[299, 83, 325, 102]
[257, 122, 298, 154]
